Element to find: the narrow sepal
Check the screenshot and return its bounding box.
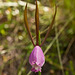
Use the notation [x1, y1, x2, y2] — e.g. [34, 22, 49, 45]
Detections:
[40, 5, 57, 47]
[35, 0, 39, 45]
[24, 4, 35, 46]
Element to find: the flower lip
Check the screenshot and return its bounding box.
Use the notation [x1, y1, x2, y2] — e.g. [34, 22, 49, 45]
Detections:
[29, 46, 45, 72]
[31, 64, 41, 72]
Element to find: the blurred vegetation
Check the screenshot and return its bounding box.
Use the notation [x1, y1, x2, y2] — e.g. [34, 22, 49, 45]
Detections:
[0, 0, 75, 75]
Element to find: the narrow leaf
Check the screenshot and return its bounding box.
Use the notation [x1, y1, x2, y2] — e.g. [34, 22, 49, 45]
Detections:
[24, 4, 35, 46]
[40, 5, 57, 47]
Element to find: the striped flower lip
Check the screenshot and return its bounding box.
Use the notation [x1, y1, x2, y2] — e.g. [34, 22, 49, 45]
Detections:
[29, 46, 45, 72]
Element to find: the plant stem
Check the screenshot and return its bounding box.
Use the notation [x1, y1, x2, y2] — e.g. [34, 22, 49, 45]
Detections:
[38, 31, 41, 75]
[38, 71, 41, 75]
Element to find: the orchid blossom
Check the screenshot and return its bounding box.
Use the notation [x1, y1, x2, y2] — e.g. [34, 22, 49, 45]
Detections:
[24, 0, 57, 73]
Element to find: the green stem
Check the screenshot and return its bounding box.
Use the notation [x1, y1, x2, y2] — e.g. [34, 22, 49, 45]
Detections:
[38, 71, 41, 75]
[38, 31, 41, 75]
[38, 31, 41, 45]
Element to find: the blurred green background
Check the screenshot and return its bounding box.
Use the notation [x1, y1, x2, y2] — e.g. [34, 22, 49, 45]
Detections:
[0, 0, 75, 75]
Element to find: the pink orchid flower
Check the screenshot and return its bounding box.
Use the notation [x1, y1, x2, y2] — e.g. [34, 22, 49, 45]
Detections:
[29, 46, 45, 72]
[24, 0, 57, 73]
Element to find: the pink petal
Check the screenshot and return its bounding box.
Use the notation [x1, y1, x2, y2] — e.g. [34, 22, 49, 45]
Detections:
[29, 46, 45, 67]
